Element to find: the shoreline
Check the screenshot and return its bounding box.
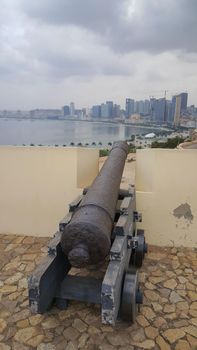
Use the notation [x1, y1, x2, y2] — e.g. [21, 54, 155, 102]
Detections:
[0, 116, 175, 132]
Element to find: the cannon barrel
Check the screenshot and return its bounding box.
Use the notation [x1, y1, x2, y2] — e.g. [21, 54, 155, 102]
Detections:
[83, 187, 131, 199]
[61, 141, 128, 267]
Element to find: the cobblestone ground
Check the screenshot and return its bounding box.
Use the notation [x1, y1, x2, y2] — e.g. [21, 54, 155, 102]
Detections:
[0, 234, 196, 350]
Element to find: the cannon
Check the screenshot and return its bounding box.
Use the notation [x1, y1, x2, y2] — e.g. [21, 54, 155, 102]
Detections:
[28, 142, 147, 324]
[61, 141, 128, 267]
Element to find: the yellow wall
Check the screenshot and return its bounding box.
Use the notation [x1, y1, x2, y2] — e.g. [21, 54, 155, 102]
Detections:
[77, 148, 99, 188]
[136, 149, 197, 247]
[0, 146, 99, 237]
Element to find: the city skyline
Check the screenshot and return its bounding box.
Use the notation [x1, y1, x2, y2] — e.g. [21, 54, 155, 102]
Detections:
[61, 92, 191, 126]
[0, 91, 193, 112]
[1, 91, 193, 128]
[0, 0, 197, 109]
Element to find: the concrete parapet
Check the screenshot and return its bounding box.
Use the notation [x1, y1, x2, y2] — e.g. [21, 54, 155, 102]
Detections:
[0, 146, 99, 237]
[136, 149, 197, 247]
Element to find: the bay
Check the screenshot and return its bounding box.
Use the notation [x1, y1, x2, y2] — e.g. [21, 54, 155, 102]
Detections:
[0, 118, 154, 146]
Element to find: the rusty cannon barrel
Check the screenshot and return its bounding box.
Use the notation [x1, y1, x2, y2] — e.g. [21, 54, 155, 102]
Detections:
[61, 141, 128, 268]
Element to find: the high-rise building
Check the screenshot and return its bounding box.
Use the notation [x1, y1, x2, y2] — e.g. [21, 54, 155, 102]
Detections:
[70, 102, 75, 116]
[171, 94, 182, 126]
[106, 101, 113, 118]
[112, 104, 121, 118]
[81, 108, 87, 118]
[171, 96, 176, 123]
[144, 100, 150, 114]
[125, 98, 135, 118]
[92, 105, 101, 118]
[134, 100, 146, 115]
[100, 101, 114, 118]
[166, 100, 173, 124]
[138, 100, 145, 114]
[75, 109, 83, 118]
[150, 98, 156, 118]
[62, 105, 70, 116]
[101, 103, 109, 118]
[152, 98, 166, 124]
[135, 101, 139, 113]
[173, 95, 182, 126]
[180, 92, 188, 111]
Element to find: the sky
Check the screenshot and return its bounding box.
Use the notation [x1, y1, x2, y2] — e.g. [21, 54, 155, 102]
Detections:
[0, 0, 197, 109]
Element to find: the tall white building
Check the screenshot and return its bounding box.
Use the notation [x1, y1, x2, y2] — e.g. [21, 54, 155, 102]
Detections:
[70, 102, 75, 116]
[174, 95, 181, 126]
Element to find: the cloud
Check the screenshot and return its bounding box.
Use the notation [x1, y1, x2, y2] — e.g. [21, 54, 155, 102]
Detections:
[0, 0, 197, 108]
[20, 0, 197, 54]
[25, 26, 132, 80]
[0, 1, 132, 83]
[20, 0, 120, 32]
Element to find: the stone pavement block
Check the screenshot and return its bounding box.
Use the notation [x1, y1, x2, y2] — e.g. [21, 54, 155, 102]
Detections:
[0, 234, 196, 349]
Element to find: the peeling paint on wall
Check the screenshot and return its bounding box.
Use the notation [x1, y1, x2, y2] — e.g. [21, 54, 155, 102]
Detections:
[173, 203, 194, 223]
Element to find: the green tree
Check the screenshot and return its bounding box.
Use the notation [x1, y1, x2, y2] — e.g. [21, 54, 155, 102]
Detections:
[151, 137, 185, 149]
[99, 149, 110, 157]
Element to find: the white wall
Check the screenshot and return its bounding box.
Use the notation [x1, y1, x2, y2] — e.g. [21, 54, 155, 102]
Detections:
[0, 146, 99, 237]
[136, 149, 197, 247]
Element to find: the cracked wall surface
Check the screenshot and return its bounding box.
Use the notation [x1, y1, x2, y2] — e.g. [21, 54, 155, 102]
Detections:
[173, 203, 194, 223]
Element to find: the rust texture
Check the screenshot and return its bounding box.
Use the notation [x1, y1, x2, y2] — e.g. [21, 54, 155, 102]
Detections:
[61, 141, 128, 267]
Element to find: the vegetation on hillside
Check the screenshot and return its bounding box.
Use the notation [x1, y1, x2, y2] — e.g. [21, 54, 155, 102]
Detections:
[151, 136, 185, 149]
[99, 149, 110, 157]
[99, 136, 186, 157]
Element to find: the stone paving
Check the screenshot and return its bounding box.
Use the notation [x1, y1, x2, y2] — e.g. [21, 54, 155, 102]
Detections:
[0, 234, 196, 350]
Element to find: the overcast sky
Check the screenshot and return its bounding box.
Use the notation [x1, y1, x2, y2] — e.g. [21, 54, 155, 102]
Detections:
[0, 0, 197, 109]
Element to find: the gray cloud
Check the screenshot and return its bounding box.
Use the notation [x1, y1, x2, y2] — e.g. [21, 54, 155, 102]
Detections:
[0, 0, 132, 82]
[0, 0, 197, 108]
[20, 0, 197, 53]
[19, 0, 121, 34]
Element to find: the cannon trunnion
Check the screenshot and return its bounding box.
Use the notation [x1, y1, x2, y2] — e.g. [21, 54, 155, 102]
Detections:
[28, 187, 147, 325]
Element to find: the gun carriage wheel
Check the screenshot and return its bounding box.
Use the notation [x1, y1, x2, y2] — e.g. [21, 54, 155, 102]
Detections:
[130, 230, 148, 268]
[121, 270, 143, 322]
